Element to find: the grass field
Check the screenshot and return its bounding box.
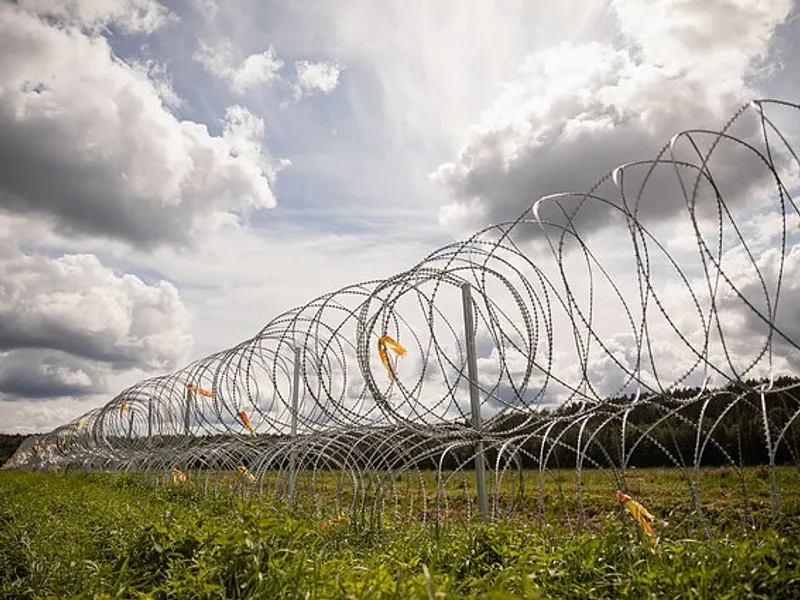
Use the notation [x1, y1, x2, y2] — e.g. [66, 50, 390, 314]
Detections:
[1, 468, 799, 599]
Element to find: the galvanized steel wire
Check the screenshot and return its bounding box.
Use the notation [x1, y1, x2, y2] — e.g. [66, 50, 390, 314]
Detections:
[6, 99, 800, 534]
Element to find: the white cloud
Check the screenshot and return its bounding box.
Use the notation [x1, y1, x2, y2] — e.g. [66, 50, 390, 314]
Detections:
[431, 0, 794, 237]
[18, 0, 177, 34]
[712, 240, 800, 369]
[0, 397, 103, 433]
[232, 49, 284, 94]
[294, 60, 343, 99]
[0, 242, 193, 373]
[611, 0, 788, 78]
[194, 44, 342, 100]
[223, 105, 287, 173]
[562, 212, 800, 392]
[306, 0, 614, 171]
[0, 349, 102, 399]
[0, 4, 283, 249]
[192, 39, 235, 80]
[130, 58, 183, 109]
[139, 222, 444, 357]
[0, 231, 194, 431]
[194, 42, 284, 94]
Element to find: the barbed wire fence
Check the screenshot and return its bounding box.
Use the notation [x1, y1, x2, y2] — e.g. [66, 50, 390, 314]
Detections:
[5, 99, 800, 538]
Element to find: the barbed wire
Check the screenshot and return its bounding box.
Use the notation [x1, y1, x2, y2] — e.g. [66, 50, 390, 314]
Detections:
[5, 99, 800, 537]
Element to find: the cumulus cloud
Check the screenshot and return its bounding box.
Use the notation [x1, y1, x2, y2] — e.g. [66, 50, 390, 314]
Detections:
[0, 397, 102, 433]
[18, 0, 177, 34]
[0, 235, 193, 406]
[0, 4, 283, 250]
[432, 0, 795, 238]
[194, 43, 344, 101]
[130, 58, 183, 109]
[0, 228, 193, 426]
[194, 41, 284, 94]
[548, 217, 800, 396]
[712, 241, 800, 370]
[223, 105, 273, 169]
[0, 244, 193, 376]
[0, 350, 103, 400]
[230, 49, 283, 94]
[293, 60, 344, 99]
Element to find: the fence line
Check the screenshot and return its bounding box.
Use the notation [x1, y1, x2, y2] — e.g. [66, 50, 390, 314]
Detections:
[6, 99, 800, 536]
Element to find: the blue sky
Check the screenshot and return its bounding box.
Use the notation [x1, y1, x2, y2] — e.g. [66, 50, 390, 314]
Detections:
[0, 0, 799, 433]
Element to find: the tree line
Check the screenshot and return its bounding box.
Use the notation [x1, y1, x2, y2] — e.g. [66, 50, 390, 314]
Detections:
[4, 376, 800, 471]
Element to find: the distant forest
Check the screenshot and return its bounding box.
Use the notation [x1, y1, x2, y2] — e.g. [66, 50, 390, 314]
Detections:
[3, 376, 800, 470]
[479, 375, 800, 470]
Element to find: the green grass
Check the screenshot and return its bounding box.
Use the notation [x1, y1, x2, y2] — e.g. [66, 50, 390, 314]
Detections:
[1, 469, 799, 599]
[223, 465, 800, 536]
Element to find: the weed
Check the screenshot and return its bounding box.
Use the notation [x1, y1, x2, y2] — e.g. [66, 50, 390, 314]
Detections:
[1, 469, 799, 599]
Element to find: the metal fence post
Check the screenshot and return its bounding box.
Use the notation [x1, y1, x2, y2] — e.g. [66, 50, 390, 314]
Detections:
[184, 386, 193, 437]
[147, 398, 153, 443]
[289, 346, 301, 507]
[462, 282, 488, 518]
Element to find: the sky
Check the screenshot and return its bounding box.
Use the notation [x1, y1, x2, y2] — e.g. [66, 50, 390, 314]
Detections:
[1, 0, 800, 434]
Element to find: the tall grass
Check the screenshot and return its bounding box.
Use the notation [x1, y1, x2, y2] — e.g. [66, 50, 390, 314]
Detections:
[1, 470, 798, 599]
